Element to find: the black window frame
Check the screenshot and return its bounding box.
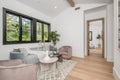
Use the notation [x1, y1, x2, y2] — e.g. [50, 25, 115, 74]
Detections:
[36, 20, 51, 42]
[3, 8, 51, 45]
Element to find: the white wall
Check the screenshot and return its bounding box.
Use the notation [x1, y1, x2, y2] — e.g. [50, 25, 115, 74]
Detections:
[84, 4, 114, 62]
[0, 0, 52, 60]
[52, 4, 107, 58]
[113, 0, 120, 80]
[90, 21, 102, 48]
[106, 3, 114, 62]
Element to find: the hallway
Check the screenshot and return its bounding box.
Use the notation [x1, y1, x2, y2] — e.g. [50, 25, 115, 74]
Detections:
[65, 53, 114, 80]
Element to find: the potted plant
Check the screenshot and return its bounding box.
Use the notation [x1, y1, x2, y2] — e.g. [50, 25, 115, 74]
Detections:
[50, 31, 60, 52]
[96, 34, 102, 48]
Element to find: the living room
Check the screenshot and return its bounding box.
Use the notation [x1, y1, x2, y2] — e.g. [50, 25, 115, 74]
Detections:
[0, 0, 120, 80]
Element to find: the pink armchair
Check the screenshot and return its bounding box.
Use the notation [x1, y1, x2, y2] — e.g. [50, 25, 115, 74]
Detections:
[58, 46, 72, 59]
[0, 59, 37, 80]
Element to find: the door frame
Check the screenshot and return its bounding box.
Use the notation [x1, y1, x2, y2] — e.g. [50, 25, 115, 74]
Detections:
[87, 18, 105, 58]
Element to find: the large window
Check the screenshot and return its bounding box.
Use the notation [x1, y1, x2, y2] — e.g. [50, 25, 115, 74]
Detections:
[43, 24, 49, 41]
[6, 13, 19, 41]
[22, 18, 32, 41]
[36, 22, 42, 41]
[3, 8, 50, 44]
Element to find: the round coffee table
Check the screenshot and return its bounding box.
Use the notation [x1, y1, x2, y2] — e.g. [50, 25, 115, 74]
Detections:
[40, 57, 58, 71]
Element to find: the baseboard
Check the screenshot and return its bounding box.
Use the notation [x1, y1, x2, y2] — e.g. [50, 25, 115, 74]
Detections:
[72, 56, 84, 59]
[107, 57, 113, 62]
[113, 67, 120, 80]
[72, 55, 85, 58]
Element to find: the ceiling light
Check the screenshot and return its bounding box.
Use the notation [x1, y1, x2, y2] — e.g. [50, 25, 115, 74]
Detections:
[54, 6, 57, 9]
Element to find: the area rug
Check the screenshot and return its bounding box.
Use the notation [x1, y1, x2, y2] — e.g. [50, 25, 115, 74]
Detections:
[37, 60, 77, 80]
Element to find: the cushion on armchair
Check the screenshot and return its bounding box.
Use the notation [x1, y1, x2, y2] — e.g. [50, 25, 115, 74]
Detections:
[0, 59, 22, 66]
[0, 60, 37, 80]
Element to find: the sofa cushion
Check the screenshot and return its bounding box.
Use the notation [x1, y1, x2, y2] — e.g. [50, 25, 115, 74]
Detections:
[13, 49, 20, 52]
[19, 48, 28, 55]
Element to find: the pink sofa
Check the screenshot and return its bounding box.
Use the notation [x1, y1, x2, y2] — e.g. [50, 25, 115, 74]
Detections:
[0, 59, 37, 80]
[59, 46, 72, 59]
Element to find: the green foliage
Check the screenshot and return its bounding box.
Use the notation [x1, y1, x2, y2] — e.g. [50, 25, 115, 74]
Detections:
[50, 31, 60, 46]
[22, 18, 31, 41]
[44, 24, 49, 41]
[6, 13, 19, 41]
[6, 13, 31, 41]
[36, 22, 42, 41]
[36, 23, 49, 41]
[6, 13, 49, 42]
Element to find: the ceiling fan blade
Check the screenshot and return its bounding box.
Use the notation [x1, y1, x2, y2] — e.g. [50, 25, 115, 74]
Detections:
[67, 0, 75, 7]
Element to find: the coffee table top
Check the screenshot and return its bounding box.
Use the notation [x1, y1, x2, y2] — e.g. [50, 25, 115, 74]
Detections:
[40, 57, 58, 64]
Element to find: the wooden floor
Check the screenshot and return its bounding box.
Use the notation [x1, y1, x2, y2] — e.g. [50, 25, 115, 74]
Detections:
[90, 48, 102, 54]
[65, 53, 114, 80]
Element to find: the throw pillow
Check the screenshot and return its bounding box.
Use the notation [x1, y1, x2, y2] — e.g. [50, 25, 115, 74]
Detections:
[13, 49, 20, 52]
[19, 48, 28, 55]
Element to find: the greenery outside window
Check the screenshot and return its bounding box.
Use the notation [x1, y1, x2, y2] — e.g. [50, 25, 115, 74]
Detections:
[22, 18, 32, 41]
[6, 13, 19, 41]
[3, 8, 50, 44]
[36, 22, 42, 41]
[43, 23, 49, 41]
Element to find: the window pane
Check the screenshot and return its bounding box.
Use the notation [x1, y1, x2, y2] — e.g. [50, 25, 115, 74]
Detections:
[43, 24, 49, 41]
[36, 22, 42, 41]
[6, 13, 19, 41]
[22, 18, 31, 41]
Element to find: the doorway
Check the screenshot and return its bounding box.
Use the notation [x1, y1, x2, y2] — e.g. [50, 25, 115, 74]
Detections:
[87, 18, 104, 58]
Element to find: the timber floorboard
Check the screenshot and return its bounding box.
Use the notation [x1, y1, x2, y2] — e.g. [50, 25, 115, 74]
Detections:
[65, 53, 114, 80]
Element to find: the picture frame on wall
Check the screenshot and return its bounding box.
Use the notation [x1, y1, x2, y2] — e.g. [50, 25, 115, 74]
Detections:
[89, 31, 92, 41]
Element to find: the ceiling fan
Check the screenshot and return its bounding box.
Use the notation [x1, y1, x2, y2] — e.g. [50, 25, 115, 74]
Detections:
[67, 0, 75, 7]
[67, 0, 80, 10]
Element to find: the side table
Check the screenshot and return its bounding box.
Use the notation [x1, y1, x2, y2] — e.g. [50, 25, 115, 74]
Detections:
[39, 57, 58, 71]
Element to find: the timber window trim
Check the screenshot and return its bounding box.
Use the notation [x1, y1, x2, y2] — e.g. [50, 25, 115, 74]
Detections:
[3, 8, 50, 45]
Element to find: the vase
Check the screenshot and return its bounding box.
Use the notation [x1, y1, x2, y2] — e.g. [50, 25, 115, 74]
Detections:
[43, 51, 50, 61]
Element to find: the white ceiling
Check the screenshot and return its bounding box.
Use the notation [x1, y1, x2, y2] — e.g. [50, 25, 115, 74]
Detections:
[16, 0, 113, 17]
